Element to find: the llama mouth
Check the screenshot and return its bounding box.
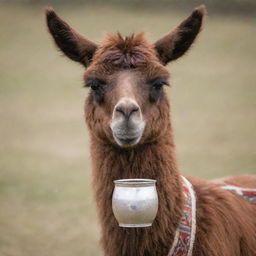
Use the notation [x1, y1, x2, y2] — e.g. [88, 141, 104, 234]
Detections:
[113, 134, 141, 147]
[111, 122, 145, 147]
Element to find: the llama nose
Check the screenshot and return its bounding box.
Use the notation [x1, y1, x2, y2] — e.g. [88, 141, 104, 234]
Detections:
[114, 98, 140, 120]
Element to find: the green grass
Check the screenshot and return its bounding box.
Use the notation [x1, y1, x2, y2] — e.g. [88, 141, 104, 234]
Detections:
[0, 3, 255, 256]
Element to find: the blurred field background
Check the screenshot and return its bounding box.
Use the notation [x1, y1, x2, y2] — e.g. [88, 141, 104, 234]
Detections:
[0, 1, 255, 255]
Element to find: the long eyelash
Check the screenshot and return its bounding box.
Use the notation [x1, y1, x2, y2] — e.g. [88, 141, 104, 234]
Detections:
[150, 77, 170, 87]
[84, 78, 106, 88]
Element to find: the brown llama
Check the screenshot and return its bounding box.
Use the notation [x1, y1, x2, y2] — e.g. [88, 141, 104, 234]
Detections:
[45, 6, 256, 256]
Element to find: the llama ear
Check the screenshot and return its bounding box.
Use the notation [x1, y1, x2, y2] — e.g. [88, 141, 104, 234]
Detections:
[45, 7, 98, 67]
[154, 5, 206, 65]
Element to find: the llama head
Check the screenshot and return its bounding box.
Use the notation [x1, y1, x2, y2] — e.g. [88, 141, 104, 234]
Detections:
[46, 6, 206, 148]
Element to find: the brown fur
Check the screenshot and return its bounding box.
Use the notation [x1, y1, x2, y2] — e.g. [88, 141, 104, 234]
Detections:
[46, 5, 256, 256]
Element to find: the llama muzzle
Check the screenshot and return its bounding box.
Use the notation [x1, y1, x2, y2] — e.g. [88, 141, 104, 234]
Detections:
[110, 97, 145, 147]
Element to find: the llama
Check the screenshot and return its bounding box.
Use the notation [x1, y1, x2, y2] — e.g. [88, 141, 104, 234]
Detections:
[45, 6, 256, 256]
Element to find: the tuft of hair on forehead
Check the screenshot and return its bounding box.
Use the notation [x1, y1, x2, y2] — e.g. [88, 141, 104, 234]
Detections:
[93, 32, 158, 69]
[103, 32, 147, 51]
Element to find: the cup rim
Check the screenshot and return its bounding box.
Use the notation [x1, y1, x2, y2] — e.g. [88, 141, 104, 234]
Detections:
[114, 179, 156, 186]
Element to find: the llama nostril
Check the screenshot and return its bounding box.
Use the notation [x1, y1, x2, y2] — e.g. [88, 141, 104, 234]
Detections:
[116, 107, 126, 116]
[128, 107, 139, 118]
[131, 107, 139, 114]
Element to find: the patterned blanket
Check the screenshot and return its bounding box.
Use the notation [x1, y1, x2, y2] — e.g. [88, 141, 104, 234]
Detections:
[168, 178, 256, 256]
[221, 185, 256, 203]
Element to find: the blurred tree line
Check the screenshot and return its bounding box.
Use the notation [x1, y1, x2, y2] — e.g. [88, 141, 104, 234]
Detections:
[1, 0, 256, 16]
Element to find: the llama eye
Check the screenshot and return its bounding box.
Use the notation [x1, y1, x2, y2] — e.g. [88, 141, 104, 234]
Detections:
[153, 81, 164, 90]
[149, 78, 168, 103]
[150, 77, 169, 90]
[85, 78, 106, 92]
[91, 83, 100, 91]
[85, 78, 106, 104]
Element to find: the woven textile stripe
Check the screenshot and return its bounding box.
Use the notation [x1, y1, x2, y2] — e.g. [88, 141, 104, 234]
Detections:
[168, 177, 196, 256]
[221, 185, 256, 203]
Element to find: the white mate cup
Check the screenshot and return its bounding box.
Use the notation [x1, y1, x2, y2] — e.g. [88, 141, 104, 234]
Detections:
[112, 179, 159, 228]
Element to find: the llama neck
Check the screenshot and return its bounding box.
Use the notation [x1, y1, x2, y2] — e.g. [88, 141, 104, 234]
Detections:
[90, 127, 183, 256]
